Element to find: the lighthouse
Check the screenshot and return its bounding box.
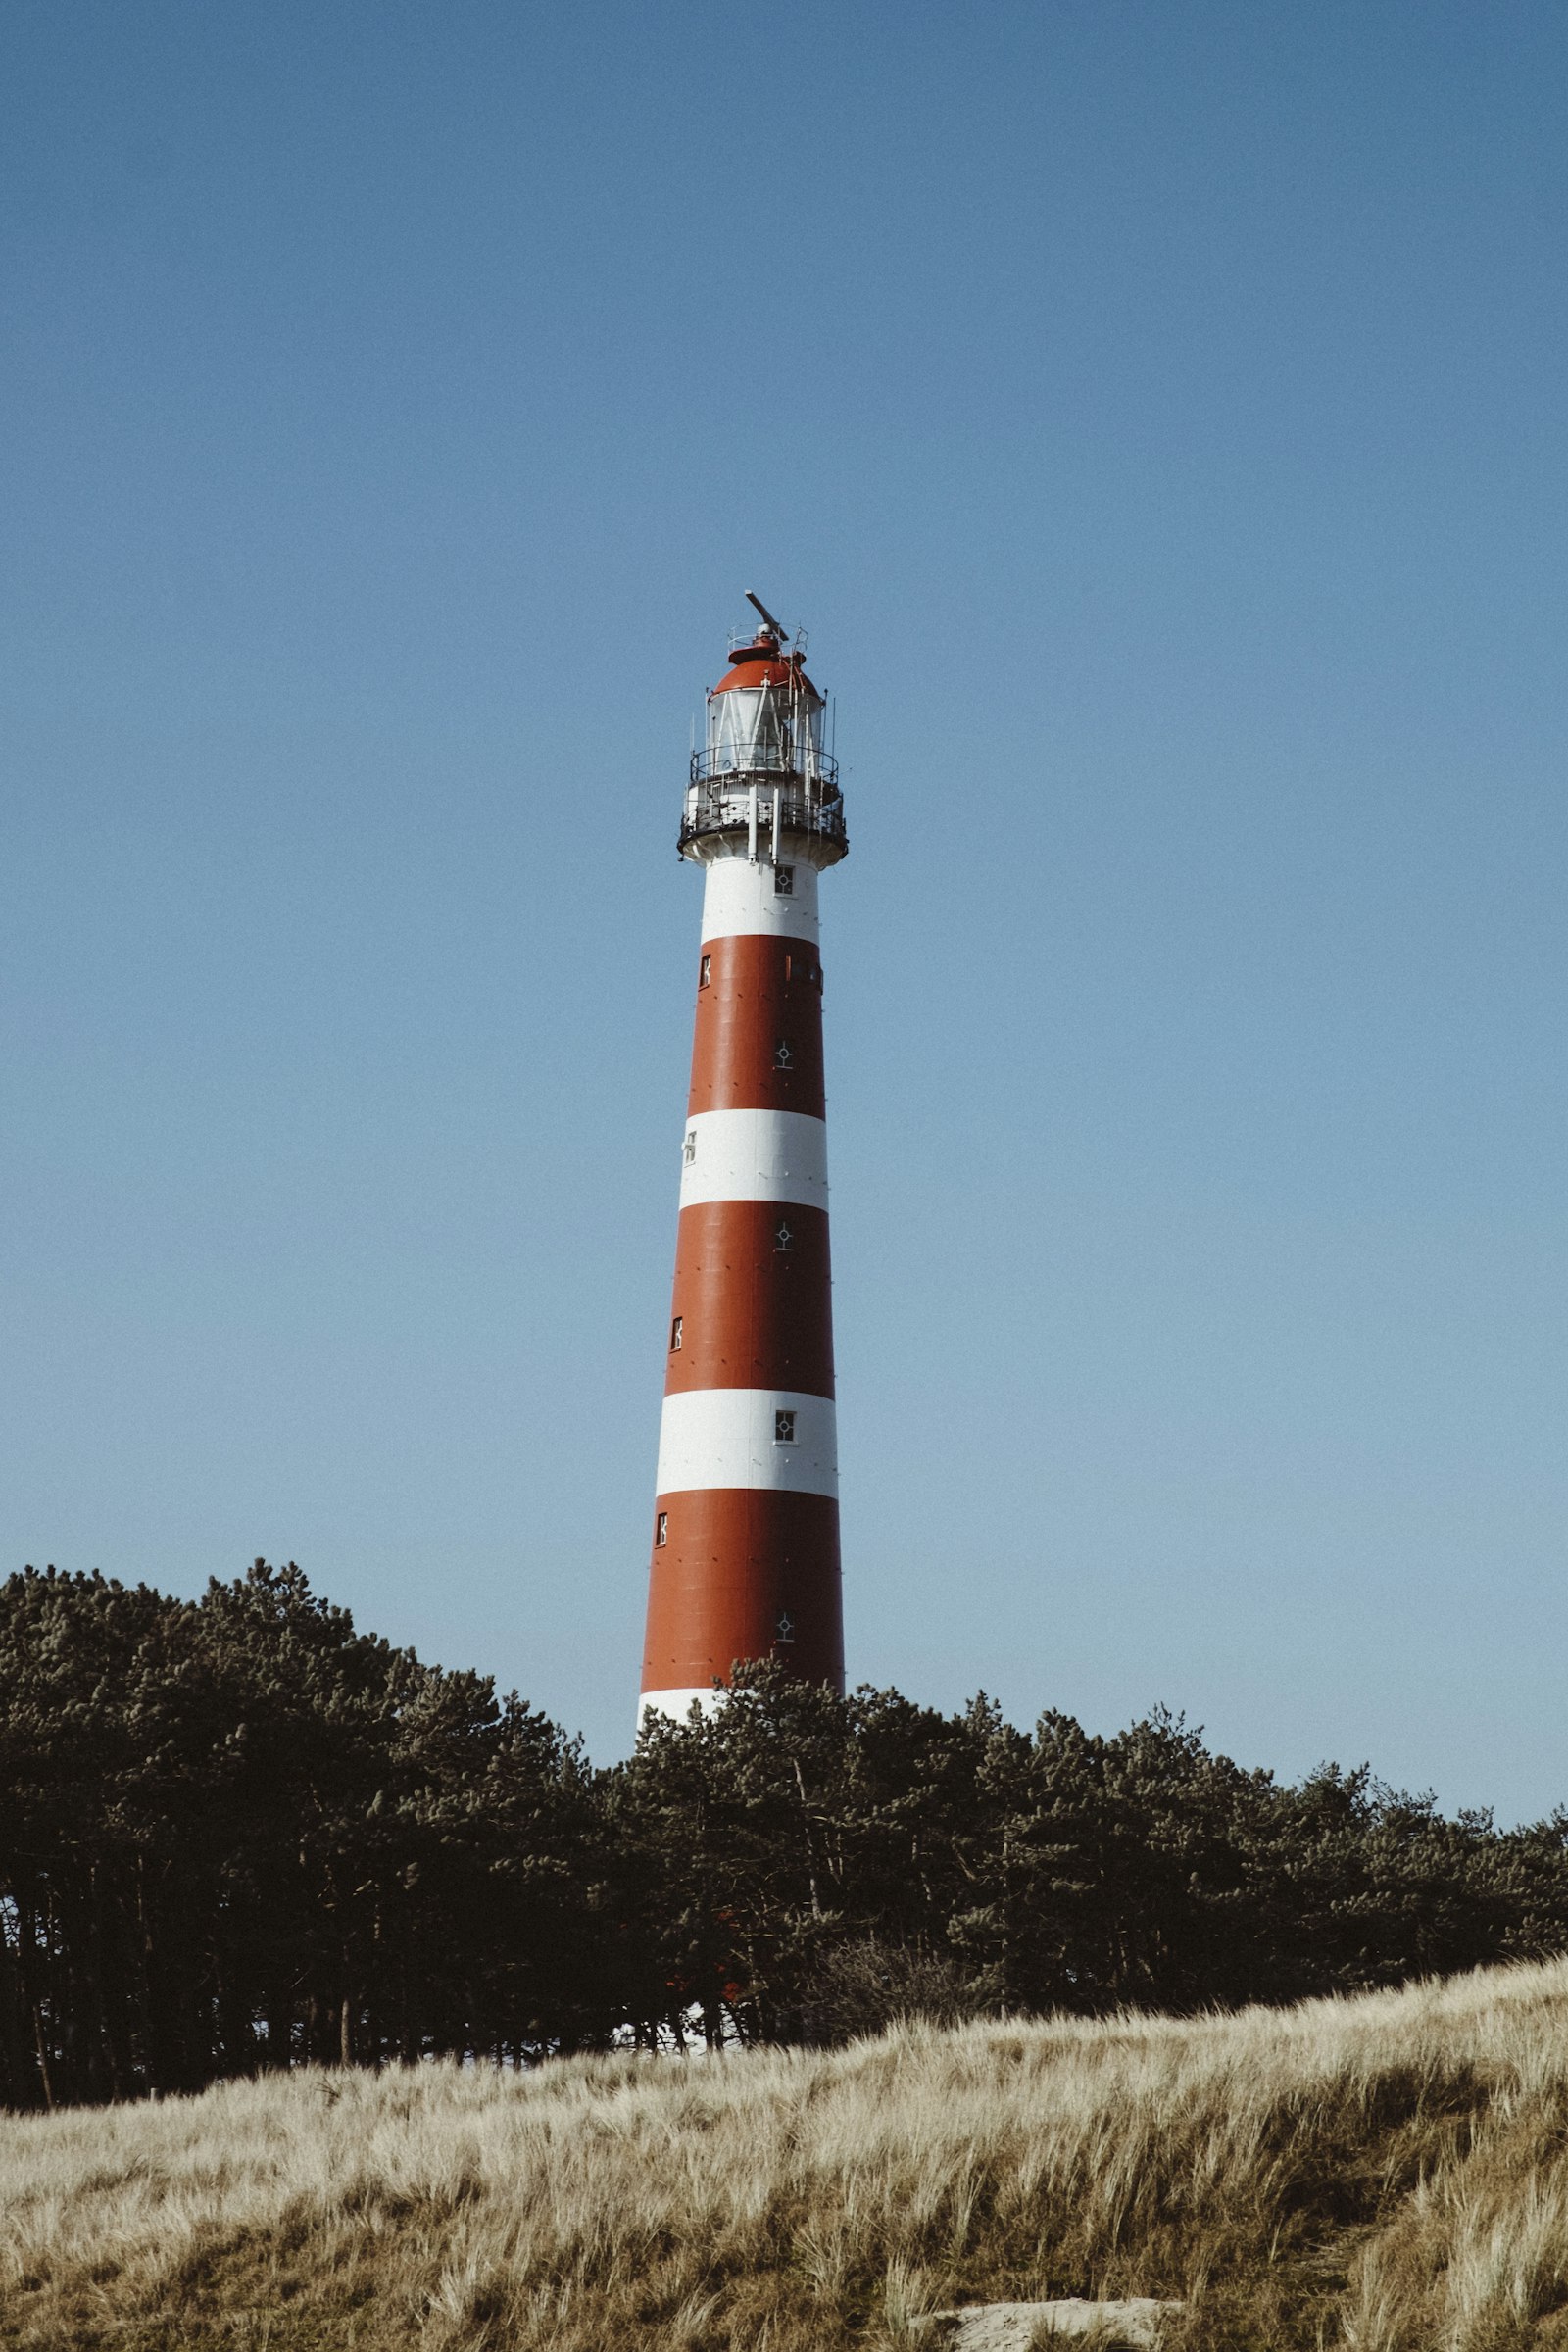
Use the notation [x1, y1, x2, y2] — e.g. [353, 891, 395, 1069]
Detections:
[639, 595, 848, 1724]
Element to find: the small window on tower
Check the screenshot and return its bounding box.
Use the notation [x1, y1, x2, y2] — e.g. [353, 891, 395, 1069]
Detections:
[683, 1130, 697, 1165]
[774, 864, 795, 896]
[774, 1038, 795, 1069]
[670, 1316, 683, 1351]
[774, 1410, 797, 1444]
[774, 1220, 794, 1252]
[655, 1512, 668, 1547]
[699, 954, 711, 988]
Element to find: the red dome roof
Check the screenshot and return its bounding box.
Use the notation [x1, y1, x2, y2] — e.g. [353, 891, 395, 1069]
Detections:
[711, 629, 822, 701]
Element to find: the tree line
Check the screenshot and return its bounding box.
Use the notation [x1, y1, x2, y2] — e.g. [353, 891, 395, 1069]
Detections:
[3, 1560, 1565, 2109]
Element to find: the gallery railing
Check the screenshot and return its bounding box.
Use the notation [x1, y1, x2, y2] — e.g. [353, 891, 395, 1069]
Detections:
[680, 750, 846, 857]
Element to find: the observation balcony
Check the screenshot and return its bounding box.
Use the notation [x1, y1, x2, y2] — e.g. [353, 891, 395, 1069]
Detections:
[680, 748, 847, 863]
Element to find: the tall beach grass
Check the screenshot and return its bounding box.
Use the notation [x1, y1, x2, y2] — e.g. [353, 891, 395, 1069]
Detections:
[6, 1957, 1568, 2348]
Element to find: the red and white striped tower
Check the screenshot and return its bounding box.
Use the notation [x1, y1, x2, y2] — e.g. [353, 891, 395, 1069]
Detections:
[640, 594, 848, 1724]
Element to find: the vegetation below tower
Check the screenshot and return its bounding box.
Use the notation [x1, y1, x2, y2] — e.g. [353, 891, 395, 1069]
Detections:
[5, 1561, 1568, 2108]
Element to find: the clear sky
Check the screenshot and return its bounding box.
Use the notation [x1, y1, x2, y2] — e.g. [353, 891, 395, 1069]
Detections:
[6, 1, 1565, 1817]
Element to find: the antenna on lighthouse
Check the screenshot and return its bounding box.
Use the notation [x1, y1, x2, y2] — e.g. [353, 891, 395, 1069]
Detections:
[745, 588, 787, 639]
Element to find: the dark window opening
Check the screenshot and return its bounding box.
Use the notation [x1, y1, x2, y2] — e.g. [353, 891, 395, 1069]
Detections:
[683, 1129, 697, 1165]
[774, 1220, 794, 1252]
[699, 954, 711, 988]
[775, 1610, 796, 1643]
[774, 864, 795, 896]
[774, 1409, 797, 1444]
[774, 1038, 795, 1069]
[655, 1512, 668, 1546]
[670, 1315, 683, 1351]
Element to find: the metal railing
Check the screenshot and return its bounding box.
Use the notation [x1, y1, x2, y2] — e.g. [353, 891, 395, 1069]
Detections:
[690, 746, 838, 791]
[679, 760, 848, 858]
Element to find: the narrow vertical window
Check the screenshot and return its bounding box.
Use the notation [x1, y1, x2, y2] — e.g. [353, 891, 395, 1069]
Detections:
[774, 1038, 794, 1069]
[774, 1409, 797, 1444]
[683, 1130, 697, 1165]
[669, 1315, 683, 1351]
[775, 1610, 796, 1643]
[773, 864, 795, 896]
[699, 954, 711, 988]
[655, 1512, 668, 1546]
[774, 1220, 794, 1253]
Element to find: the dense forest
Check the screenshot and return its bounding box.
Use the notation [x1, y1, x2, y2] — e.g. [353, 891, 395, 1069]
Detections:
[3, 1560, 1566, 2111]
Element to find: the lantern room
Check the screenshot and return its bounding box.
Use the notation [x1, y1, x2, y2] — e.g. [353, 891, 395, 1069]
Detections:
[705, 628, 826, 778]
[680, 601, 846, 867]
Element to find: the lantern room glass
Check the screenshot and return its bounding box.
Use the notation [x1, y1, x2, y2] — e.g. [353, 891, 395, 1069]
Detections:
[706, 683, 825, 777]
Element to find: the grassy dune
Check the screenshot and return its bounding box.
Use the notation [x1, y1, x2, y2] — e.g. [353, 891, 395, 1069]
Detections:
[6, 1960, 1568, 2350]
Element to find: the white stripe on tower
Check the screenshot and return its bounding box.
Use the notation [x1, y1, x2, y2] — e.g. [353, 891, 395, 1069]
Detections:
[678, 1108, 830, 1210]
[644, 1686, 728, 1722]
[698, 851, 820, 945]
[655, 1389, 839, 1498]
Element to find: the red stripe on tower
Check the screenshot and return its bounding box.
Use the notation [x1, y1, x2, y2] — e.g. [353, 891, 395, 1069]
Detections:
[639, 597, 849, 1725]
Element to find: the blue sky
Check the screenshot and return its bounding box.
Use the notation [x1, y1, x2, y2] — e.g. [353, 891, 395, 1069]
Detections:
[6, 0, 1565, 1815]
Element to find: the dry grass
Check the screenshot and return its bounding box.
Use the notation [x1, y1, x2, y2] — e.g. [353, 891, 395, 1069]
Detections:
[6, 1960, 1568, 2349]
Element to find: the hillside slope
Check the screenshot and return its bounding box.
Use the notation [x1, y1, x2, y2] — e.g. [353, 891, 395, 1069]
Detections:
[5, 1959, 1568, 2350]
